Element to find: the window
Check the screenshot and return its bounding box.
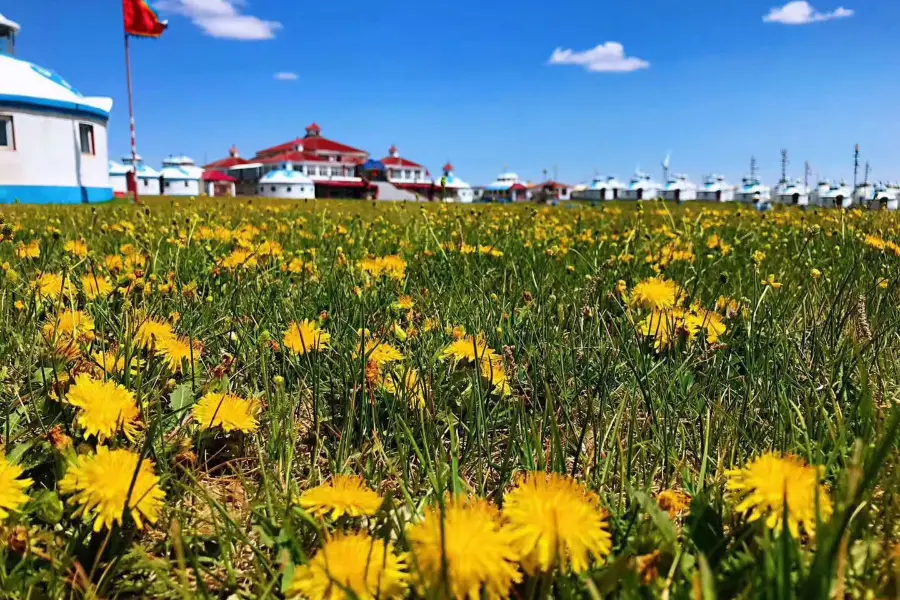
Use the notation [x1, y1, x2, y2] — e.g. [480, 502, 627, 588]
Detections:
[184, 181, 189, 188]
[271, 186, 276, 192]
[165, 181, 171, 188]
[78, 123, 95, 155]
[0, 115, 14, 150]
[143, 180, 148, 187]
[259, 186, 264, 193]
[287, 186, 292, 192]
[331, 167, 340, 177]
[403, 169, 411, 179]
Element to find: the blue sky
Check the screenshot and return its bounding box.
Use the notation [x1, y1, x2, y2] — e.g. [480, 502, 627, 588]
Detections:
[7, 0, 899, 186]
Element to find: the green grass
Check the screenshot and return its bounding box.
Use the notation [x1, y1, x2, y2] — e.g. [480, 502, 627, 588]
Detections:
[1, 197, 900, 598]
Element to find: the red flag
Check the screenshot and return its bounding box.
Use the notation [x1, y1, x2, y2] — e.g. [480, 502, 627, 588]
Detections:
[123, 0, 167, 38]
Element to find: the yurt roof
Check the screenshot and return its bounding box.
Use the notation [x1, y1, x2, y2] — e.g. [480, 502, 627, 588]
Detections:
[0, 53, 112, 118]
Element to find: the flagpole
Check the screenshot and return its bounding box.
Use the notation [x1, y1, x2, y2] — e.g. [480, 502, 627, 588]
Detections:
[123, 32, 141, 205]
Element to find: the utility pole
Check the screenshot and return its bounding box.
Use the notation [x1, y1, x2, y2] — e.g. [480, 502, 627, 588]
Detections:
[804, 161, 811, 190]
[750, 156, 758, 181]
[853, 144, 860, 191]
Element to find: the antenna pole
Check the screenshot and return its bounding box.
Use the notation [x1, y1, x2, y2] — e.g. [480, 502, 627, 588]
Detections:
[853, 144, 860, 191]
[804, 161, 811, 190]
[864, 161, 870, 186]
[750, 156, 758, 181]
[780, 149, 788, 184]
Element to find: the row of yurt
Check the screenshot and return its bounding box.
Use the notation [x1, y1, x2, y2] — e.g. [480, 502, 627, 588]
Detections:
[109, 155, 238, 198]
[0, 13, 115, 204]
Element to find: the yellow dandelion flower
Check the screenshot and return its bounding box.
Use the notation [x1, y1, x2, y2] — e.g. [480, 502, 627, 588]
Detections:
[283, 320, 331, 355]
[92, 350, 143, 376]
[440, 334, 497, 363]
[299, 475, 383, 519]
[0, 454, 31, 522]
[639, 310, 681, 351]
[81, 274, 114, 300]
[357, 337, 404, 367]
[762, 274, 783, 289]
[408, 497, 521, 600]
[156, 335, 202, 373]
[65, 374, 141, 441]
[726, 452, 832, 538]
[104, 254, 124, 272]
[58, 447, 165, 532]
[135, 318, 176, 349]
[502, 472, 612, 574]
[392, 295, 415, 311]
[222, 248, 258, 270]
[43, 309, 95, 344]
[382, 368, 426, 409]
[287, 532, 408, 600]
[656, 489, 692, 518]
[193, 392, 259, 433]
[64, 239, 89, 258]
[15, 240, 40, 259]
[32, 273, 73, 300]
[630, 277, 685, 311]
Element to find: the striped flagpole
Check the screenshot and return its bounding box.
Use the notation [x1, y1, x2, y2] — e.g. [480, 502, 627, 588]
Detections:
[124, 32, 141, 205]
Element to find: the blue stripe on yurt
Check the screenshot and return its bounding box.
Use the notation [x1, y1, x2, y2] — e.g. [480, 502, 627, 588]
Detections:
[0, 95, 110, 120]
[0, 185, 114, 204]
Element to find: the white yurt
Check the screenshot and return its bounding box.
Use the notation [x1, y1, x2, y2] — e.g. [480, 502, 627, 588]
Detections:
[660, 174, 698, 202]
[735, 177, 771, 204]
[109, 160, 130, 195]
[620, 170, 662, 201]
[696, 175, 735, 202]
[133, 163, 161, 196]
[584, 175, 625, 201]
[435, 162, 474, 203]
[774, 178, 810, 206]
[820, 180, 853, 209]
[0, 13, 114, 204]
[257, 164, 315, 199]
[810, 180, 831, 206]
[159, 155, 203, 196]
[871, 183, 898, 211]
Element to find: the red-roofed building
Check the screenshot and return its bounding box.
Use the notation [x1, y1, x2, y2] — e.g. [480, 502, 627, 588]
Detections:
[251, 123, 374, 198]
[381, 145, 433, 195]
[532, 180, 572, 203]
[204, 145, 249, 171]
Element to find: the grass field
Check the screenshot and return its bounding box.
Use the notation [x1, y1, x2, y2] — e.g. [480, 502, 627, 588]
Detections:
[1, 197, 900, 599]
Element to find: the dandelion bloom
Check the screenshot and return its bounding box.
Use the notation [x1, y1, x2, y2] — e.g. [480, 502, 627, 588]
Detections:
[357, 337, 404, 367]
[92, 350, 143, 376]
[287, 532, 408, 600]
[0, 455, 31, 521]
[80, 274, 113, 300]
[135, 318, 176, 349]
[32, 273, 73, 300]
[408, 497, 521, 600]
[639, 310, 681, 351]
[193, 392, 259, 433]
[64, 239, 89, 258]
[299, 475, 383, 519]
[382, 369, 426, 409]
[726, 452, 832, 538]
[440, 334, 497, 363]
[58, 447, 165, 532]
[502, 472, 612, 574]
[629, 277, 684, 311]
[656, 489, 692, 518]
[392, 295, 415, 311]
[65, 374, 141, 441]
[15, 240, 40, 259]
[156, 335, 202, 373]
[283, 320, 331, 355]
[43, 309, 95, 344]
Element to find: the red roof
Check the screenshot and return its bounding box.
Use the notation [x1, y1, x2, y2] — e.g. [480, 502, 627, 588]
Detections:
[256, 135, 368, 158]
[204, 156, 248, 170]
[443, 162, 454, 173]
[538, 180, 570, 190]
[203, 170, 237, 183]
[306, 122, 321, 134]
[510, 183, 528, 191]
[382, 156, 424, 168]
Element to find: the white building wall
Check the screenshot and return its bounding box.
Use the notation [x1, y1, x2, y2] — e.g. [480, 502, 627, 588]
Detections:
[138, 176, 161, 196]
[257, 182, 315, 199]
[0, 107, 110, 190]
[162, 178, 201, 196]
[110, 173, 128, 194]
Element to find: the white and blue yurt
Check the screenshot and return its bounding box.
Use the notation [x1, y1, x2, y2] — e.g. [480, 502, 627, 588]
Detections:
[435, 162, 474, 203]
[0, 14, 114, 204]
[159, 155, 203, 196]
[258, 164, 315, 199]
[121, 155, 160, 196]
[820, 180, 853, 209]
[620, 170, 662, 201]
[735, 177, 771, 204]
[660, 174, 698, 202]
[109, 160, 130, 195]
[774, 178, 810, 206]
[584, 175, 625, 201]
[696, 175, 735, 202]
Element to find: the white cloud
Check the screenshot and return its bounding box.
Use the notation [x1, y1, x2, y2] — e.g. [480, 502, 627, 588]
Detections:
[548, 42, 649, 73]
[763, 1, 854, 24]
[274, 72, 298, 81]
[155, 0, 282, 40]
